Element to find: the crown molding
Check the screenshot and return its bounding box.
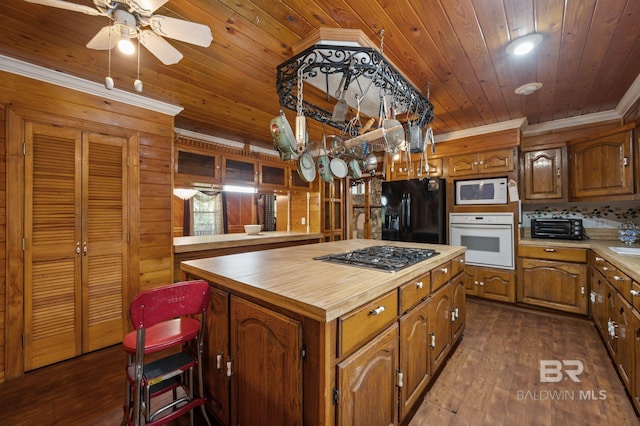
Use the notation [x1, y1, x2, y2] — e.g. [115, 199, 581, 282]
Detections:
[434, 118, 526, 142]
[0, 54, 183, 116]
[616, 72, 640, 117]
[521, 110, 622, 136]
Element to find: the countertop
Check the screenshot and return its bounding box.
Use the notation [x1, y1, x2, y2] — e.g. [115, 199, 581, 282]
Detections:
[520, 237, 640, 282]
[181, 239, 466, 323]
[173, 231, 323, 253]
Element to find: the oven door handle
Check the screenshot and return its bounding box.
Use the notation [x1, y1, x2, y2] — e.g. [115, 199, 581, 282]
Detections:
[450, 224, 513, 230]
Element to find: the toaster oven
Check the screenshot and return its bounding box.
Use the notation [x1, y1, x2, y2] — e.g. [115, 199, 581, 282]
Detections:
[531, 218, 584, 240]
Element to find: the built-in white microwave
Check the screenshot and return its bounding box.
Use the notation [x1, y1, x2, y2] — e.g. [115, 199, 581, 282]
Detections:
[455, 177, 508, 205]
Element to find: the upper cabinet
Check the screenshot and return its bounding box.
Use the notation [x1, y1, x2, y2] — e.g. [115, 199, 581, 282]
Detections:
[388, 153, 442, 181]
[569, 128, 634, 199]
[522, 148, 564, 201]
[259, 162, 288, 190]
[222, 157, 258, 185]
[448, 148, 514, 177]
[175, 146, 220, 187]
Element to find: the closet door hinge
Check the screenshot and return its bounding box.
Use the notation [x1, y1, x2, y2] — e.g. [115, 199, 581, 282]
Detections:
[300, 344, 306, 361]
[22, 238, 26, 251]
[22, 143, 26, 156]
[22, 334, 26, 347]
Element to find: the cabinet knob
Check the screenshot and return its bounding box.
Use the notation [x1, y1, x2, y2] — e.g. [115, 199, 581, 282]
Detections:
[603, 267, 610, 271]
[479, 281, 484, 286]
[581, 286, 585, 296]
[613, 275, 624, 281]
[459, 258, 465, 263]
[450, 310, 456, 323]
[474, 280, 478, 285]
[441, 267, 448, 274]
[430, 333, 436, 348]
[416, 281, 423, 289]
[630, 290, 640, 297]
[544, 248, 556, 252]
[595, 257, 604, 262]
[76, 242, 81, 255]
[369, 306, 386, 316]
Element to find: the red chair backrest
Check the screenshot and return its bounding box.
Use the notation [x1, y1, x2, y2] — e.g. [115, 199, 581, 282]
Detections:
[129, 280, 210, 330]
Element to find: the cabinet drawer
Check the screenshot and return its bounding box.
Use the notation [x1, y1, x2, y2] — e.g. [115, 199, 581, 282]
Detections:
[338, 291, 398, 357]
[519, 245, 586, 262]
[431, 261, 451, 292]
[450, 254, 466, 277]
[605, 266, 631, 303]
[589, 252, 611, 276]
[399, 272, 431, 313]
[631, 281, 640, 311]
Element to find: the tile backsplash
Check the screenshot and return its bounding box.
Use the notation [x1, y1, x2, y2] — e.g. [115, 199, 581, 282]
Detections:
[523, 201, 640, 229]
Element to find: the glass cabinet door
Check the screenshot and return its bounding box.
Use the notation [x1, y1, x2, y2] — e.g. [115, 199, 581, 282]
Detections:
[223, 158, 257, 184]
[260, 163, 287, 188]
[175, 148, 220, 186]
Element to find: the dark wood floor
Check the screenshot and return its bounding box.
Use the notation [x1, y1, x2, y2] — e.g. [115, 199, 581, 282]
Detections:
[1, 300, 638, 425]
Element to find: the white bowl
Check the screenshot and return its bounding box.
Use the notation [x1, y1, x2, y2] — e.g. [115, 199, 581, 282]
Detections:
[244, 224, 261, 235]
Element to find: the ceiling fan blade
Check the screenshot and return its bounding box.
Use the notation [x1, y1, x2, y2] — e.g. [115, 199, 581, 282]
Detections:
[24, 0, 102, 16]
[86, 26, 119, 50]
[148, 15, 212, 47]
[139, 29, 183, 65]
[126, 0, 169, 16]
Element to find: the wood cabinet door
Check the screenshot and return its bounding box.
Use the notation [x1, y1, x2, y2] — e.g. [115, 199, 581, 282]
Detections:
[399, 299, 430, 421]
[451, 274, 466, 343]
[569, 130, 633, 198]
[480, 268, 515, 303]
[520, 259, 587, 314]
[259, 162, 287, 189]
[337, 323, 399, 426]
[589, 266, 606, 337]
[478, 149, 514, 174]
[430, 283, 452, 374]
[461, 266, 479, 296]
[523, 148, 563, 200]
[448, 153, 478, 177]
[604, 282, 618, 358]
[230, 296, 302, 426]
[632, 308, 640, 412]
[613, 292, 634, 391]
[203, 287, 230, 425]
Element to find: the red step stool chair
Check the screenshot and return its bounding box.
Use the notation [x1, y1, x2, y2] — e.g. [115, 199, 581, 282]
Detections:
[122, 280, 211, 426]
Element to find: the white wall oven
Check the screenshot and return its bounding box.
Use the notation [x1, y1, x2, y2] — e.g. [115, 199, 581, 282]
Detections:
[449, 213, 514, 269]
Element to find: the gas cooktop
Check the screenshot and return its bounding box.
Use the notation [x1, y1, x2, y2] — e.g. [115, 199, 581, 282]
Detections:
[314, 245, 440, 273]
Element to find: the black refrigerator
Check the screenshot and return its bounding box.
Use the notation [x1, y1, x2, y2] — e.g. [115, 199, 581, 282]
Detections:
[381, 177, 446, 244]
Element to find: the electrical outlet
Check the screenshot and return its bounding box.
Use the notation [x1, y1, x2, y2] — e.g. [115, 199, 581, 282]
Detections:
[301, 217, 306, 225]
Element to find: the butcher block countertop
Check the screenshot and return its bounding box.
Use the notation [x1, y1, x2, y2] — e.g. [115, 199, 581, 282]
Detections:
[181, 239, 466, 323]
[174, 231, 323, 253]
[520, 237, 640, 282]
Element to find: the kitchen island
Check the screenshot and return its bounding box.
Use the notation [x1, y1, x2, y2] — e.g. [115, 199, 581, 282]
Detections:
[173, 231, 322, 281]
[181, 239, 466, 426]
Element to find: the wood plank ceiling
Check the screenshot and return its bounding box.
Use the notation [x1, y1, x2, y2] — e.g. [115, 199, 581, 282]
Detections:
[1, 0, 639, 149]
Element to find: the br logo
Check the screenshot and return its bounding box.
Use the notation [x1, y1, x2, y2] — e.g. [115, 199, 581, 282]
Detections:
[540, 360, 584, 383]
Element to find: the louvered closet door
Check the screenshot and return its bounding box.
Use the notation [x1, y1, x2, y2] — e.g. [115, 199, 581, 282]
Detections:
[82, 132, 128, 352]
[24, 123, 83, 370]
[24, 123, 128, 370]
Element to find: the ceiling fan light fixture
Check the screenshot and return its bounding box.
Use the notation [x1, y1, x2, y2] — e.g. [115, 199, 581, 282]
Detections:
[118, 33, 135, 55]
[514, 82, 543, 95]
[506, 33, 543, 56]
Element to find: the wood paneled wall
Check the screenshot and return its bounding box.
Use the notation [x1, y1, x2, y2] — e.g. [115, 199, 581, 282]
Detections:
[0, 104, 6, 383]
[0, 71, 174, 381]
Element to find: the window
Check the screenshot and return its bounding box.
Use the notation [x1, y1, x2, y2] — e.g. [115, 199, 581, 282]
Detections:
[191, 192, 223, 235]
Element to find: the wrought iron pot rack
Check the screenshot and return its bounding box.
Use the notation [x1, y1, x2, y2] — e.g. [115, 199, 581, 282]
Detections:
[275, 37, 435, 138]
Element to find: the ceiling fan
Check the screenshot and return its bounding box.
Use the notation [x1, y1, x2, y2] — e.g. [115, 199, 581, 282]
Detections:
[24, 0, 213, 66]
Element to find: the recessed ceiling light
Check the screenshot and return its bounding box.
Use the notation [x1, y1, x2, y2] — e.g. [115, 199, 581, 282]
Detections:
[514, 82, 543, 95]
[506, 33, 543, 56]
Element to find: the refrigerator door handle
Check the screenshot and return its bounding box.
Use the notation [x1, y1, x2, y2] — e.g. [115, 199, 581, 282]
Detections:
[405, 193, 411, 232]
